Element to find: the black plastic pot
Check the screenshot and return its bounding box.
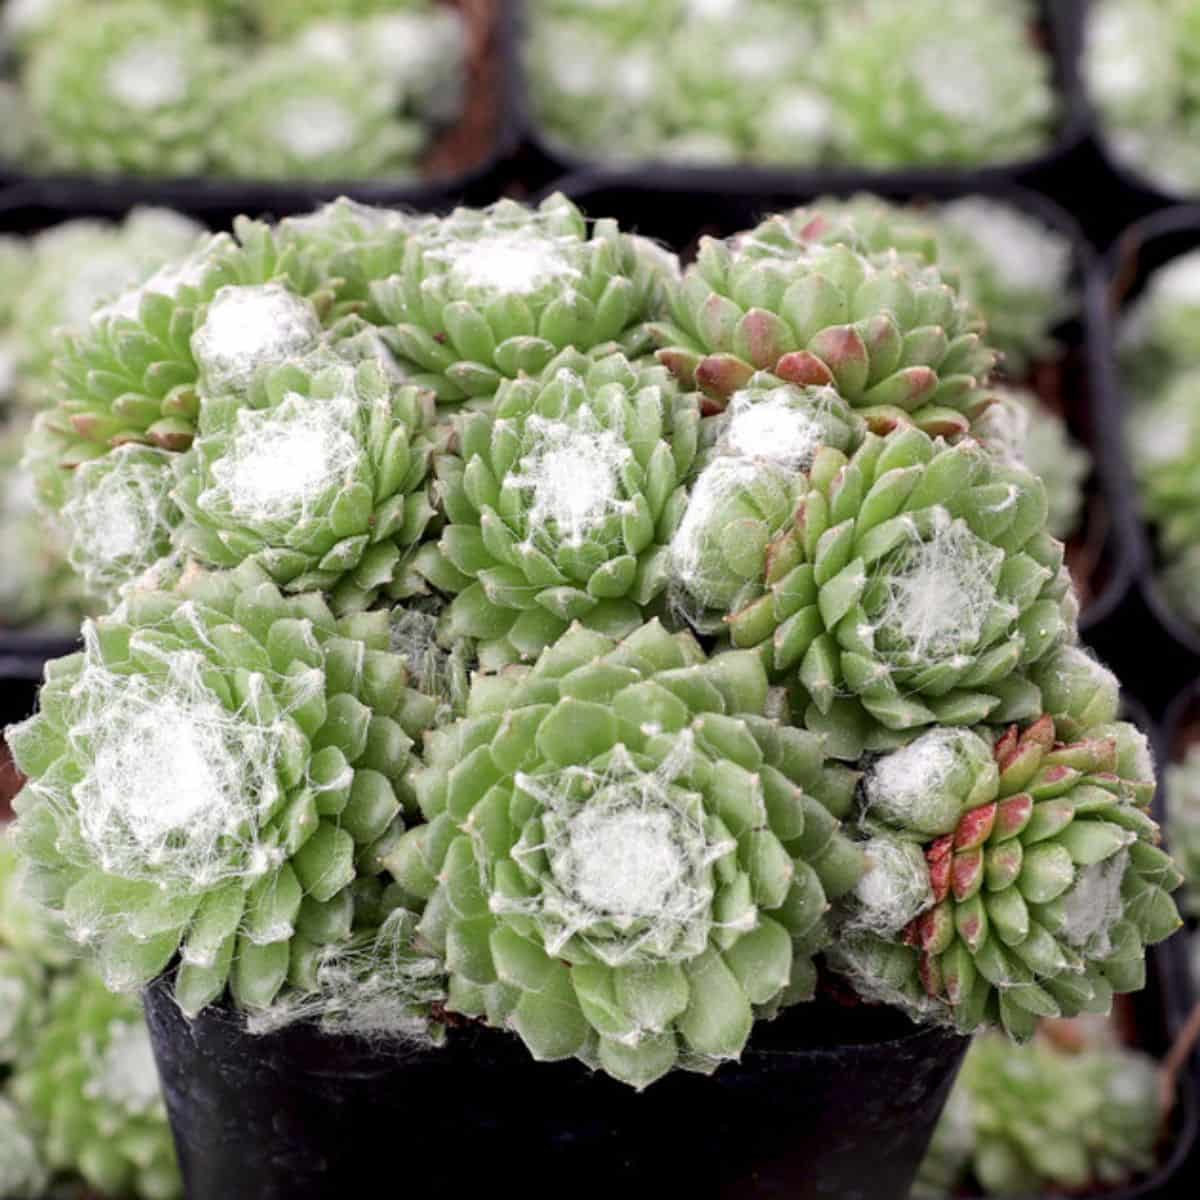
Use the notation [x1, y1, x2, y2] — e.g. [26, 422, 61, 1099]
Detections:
[517, 0, 1088, 191]
[1091, 208, 1200, 710]
[0, 0, 521, 218]
[143, 974, 968, 1200]
[543, 171, 1137, 642]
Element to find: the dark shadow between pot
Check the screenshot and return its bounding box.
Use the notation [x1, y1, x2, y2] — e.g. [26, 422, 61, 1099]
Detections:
[0, 0, 521, 218]
[516, 0, 1088, 192]
[144, 970, 968, 1200]
[539, 172, 1134, 639]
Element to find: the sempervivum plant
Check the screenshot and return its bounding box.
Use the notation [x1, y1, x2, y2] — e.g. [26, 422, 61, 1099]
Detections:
[385, 620, 865, 1088]
[413, 349, 699, 666]
[650, 208, 995, 436]
[8, 559, 436, 1017]
[675, 424, 1075, 757]
[971, 387, 1089, 542]
[41, 215, 338, 475]
[821, 0, 1056, 167]
[14, 208, 206, 414]
[11, 968, 181, 1200]
[368, 194, 673, 406]
[1166, 743, 1200, 913]
[208, 47, 423, 182]
[914, 1030, 1161, 1198]
[23, 0, 226, 176]
[1085, 0, 1200, 195]
[933, 199, 1075, 377]
[830, 694, 1181, 1039]
[0, 1094, 46, 1200]
[173, 356, 439, 613]
[1121, 249, 1200, 391]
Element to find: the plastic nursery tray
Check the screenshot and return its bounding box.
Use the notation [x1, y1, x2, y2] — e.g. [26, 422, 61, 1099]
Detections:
[515, 0, 1089, 192]
[545, 171, 1137, 642]
[1093, 207, 1200, 692]
[0, 0, 522, 219]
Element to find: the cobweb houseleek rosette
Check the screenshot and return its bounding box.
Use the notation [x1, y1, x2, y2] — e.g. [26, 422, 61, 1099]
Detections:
[368, 194, 674, 406]
[0, 1095, 46, 1200]
[8, 560, 437, 1018]
[385, 620, 866, 1089]
[174, 356, 439, 614]
[46, 216, 341, 469]
[820, 0, 1056, 168]
[24, 0, 227, 177]
[829, 705, 1181, 1041]
[60, 443, 181, 609]
[650, 212, 995, 436]
[914, 1031, 1162, 1198]
[209, 48, 422, 182]
[677, 425, 1075, 758]
[11, 969, 180, 1200]
[1166, 743, 1200, 914]
[413, 350, 700, 667]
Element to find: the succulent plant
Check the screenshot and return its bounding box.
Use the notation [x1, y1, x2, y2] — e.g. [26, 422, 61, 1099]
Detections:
[934, 199, 1075, 377]
[677, 422, 1075, 757]
[971, 387, 1089, 541]
[914, 1030, 1162, 1197]
[368, 194, 673, 406]
[650, 209, 996, 436]
[831, 704, 1181, 1039]
[209, 46, 423, 181]
[249, 0, 419, 41]
[1166, 742, 1200, 913]
[59, 443, 181, 608]
[23, 0, 227, 176]
[13, 209, 206, 414]
[41, 216, 340, 478]
[385, 619, 866, 1088]
[1085, 0, 1200, 195]
[293, 7, 468, 126]
[11, 968, 181, 1199]
[0, 1095, 47, 1200]
[413, 349, 700, 667]
[1121, 250, 1200, 390]
[0, 421, 87, 630]
[173, 356, 439, 613]
[821, 0, 1056, 167]
[8, 559, 437, 1017]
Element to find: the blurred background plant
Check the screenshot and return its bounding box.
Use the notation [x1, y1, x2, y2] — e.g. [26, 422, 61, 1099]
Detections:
[0, 0, 471, 180]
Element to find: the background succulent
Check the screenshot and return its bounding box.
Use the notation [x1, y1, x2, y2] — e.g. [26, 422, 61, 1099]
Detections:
[385, 620, 865, 1088]
[10, 968, 181, 1200]
[821, 0, 1055, 167]
[1166, 742, 1200, 914]
[830, 705, 1181, 1039]
[1085, 0, 1200, 194]
[9, 560, 435, 1019]
[23, 0, 227, 176]
[0, 1094, 47, 1200]
[914, 1028, 1162, 1197]
[368, 194, 673, 407]
[414, 350, 699, 667]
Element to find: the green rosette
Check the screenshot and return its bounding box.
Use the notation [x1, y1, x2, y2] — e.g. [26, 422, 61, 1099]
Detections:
[650, 208, 995, 436]
[9, 560, 435, 1018]
[384, 619, 865, 1088]
[173, 355, 439, 613]
[11, 969, 180, 1200]
[679, 425, 1075, 756]
[368, 193, 673, 406]
[413, 349, 700, 666]
[831, 711, 1181, 1040]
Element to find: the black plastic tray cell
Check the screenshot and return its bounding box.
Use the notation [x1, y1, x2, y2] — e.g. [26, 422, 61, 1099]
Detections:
[1095, 208, 1200, 682]
[517, 0, 1089, 189]
[546, 172, 1137, 640]
[0, 1, 522, 219]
